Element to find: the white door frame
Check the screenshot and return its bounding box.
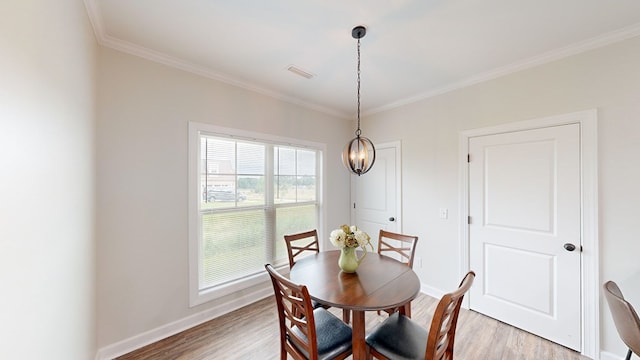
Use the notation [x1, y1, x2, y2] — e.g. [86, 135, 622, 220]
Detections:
[458, 109, 598, 358]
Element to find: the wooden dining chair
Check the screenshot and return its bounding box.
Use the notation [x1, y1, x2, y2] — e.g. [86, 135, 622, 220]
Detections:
[284, 229, 320, 268]
[284, 230, 350, 323]
[365, 271, 475, 360]
[378, 229, 419, 267]
[603, 281, 640, 360]
[377, 229, 419, 317]
[265, 264, 353, 360]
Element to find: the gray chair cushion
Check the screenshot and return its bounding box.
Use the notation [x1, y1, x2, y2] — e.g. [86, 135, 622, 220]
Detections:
[291, 307, 352, 360]
[365, 312, 428, 360]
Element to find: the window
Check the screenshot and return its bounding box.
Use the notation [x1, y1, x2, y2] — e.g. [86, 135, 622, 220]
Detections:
[189, 122, 323, 305]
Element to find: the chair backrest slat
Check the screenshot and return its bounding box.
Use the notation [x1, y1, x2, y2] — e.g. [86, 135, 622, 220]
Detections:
[284, 230, 320, 268]
[378, 230, 419, 267]
[266, 264, 319, 359]
[425, 271, 475, 360]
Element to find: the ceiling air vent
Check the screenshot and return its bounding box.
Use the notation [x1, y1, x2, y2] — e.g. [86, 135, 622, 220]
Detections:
[287, 65, 314, 79]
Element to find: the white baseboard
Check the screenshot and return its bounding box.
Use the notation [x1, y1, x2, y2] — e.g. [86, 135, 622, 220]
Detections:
[95, 285, 272, 360]
[420, 282, 445, 300]
[600, 350, 628, 360]
[599, 351, 614, 360]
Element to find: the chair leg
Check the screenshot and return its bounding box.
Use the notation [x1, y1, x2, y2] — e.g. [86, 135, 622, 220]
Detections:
[625, 348, 632, 360]
[403, 302, 411, 318]
[365, 344, 373, 360]
[342, 309, 350, 323]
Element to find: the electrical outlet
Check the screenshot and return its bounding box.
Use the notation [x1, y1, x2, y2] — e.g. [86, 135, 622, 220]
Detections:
[439, 208, 448, 219]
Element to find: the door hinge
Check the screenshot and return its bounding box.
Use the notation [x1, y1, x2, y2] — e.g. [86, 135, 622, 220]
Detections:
[467, 154, 471, 163]
[353, 202, 356, 209]
[468, 216, 472, 224]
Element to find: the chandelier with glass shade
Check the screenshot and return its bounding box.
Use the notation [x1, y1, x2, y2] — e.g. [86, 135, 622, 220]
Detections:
[342, 25, 376, 176]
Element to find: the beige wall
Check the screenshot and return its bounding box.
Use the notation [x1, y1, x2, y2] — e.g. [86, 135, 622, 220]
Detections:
[7, 2, 636, 356]
[0, 0, 97, 359]
[96, 47, 352, 349]
[364, 35, 640, 358]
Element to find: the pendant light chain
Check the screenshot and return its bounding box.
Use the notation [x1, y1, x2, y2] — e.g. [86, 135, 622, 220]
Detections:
[356, 37, 362, 137]
[341, 25, 375, 176]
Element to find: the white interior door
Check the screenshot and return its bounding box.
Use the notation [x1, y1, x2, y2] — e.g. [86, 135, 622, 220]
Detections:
[352, 143, 400, 251]
[468, 124, 581, 350]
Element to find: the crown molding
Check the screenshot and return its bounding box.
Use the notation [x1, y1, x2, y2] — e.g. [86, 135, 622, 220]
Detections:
[103, 35, 349, 119]
[366, 22, 640, 116]
[82, 1, 348, 119]
[84, 0, 639, 120]
[82, 0, 105, 43]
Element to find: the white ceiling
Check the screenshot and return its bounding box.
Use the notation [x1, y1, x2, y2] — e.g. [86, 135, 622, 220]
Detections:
[85, 0, 640, 118]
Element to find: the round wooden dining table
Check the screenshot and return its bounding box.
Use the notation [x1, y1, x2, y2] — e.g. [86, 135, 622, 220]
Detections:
[289, 250, 421, 360]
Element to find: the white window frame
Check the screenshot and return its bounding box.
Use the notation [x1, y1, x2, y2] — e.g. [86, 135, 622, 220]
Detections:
[188, 122, 325, 306]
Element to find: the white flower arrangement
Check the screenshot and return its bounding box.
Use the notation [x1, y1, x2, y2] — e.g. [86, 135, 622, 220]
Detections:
[330, 224, 372, 249]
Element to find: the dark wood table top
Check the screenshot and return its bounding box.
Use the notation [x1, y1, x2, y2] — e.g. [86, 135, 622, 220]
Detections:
[289, 250, 420, 311]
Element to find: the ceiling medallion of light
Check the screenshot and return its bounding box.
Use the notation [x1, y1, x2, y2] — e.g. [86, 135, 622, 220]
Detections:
[342, 25, 376, 176]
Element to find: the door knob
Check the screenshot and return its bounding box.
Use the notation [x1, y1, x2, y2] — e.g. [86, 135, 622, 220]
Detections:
[388, 217, 395, 222]
[563, 243, 576, 252]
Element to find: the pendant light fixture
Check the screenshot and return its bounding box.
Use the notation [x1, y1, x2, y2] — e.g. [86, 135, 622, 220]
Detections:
[342, 25, 376, 176]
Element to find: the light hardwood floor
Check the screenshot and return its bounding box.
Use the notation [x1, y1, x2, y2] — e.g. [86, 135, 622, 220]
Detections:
[116, 293, 589, 360]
